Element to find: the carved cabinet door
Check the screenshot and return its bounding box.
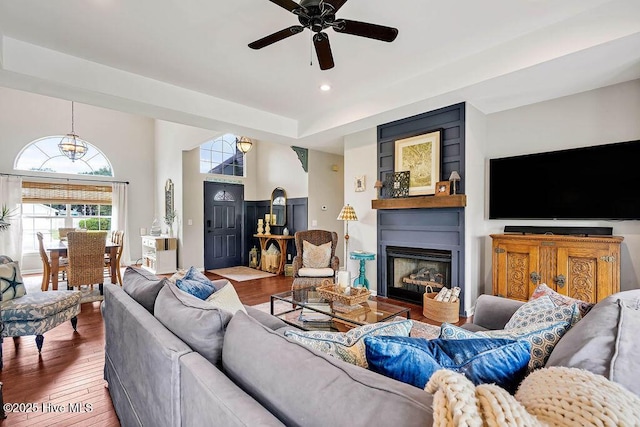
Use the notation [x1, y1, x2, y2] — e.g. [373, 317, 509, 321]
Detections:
[493, 242, 540, 302]
[555, 246, 614, 303]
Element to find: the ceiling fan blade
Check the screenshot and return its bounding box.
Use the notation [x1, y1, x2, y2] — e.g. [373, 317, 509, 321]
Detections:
[322, 0, 349, 13]
[334, 19, 398, 42]
[249, 26, 305, 49]
[268, 0, 303, 13]
[313, 32, 334, 70]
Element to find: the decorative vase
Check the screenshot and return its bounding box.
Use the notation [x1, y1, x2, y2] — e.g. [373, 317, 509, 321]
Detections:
[283, 227, 289, 236]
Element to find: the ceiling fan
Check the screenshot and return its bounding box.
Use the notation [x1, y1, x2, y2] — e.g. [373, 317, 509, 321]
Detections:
[249, 0, 398, 70]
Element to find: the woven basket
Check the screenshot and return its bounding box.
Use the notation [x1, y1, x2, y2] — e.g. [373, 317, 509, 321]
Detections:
[317, 282, 371, 306]
[423, 292, 459, 323]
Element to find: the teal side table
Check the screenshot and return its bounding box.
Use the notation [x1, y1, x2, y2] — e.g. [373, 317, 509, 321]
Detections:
[350, 251, 376, 289]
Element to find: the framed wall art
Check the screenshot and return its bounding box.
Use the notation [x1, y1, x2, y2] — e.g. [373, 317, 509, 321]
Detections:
[354, 175, 366, 192]
[385, 171, 410, 198]
[394, 130, 441, 196]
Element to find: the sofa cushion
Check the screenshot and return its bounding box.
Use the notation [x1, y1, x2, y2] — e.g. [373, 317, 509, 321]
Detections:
[205, 282, 247, 315]
[546, 290, 640, 396]
[122, 266, 167, 314]
[283, 320, 412, 367]
[297, 267, 335, 278]
[302, 240, 331, 268]
[0, 261, 26, 302]
[441, 321, 571, 371]
[223, 311, 433, 427]
[530, 283, 595, 318]
[1, 290, 81, 321]
[504, 295, 581, 329]
[365, 336, 530, 393]
[154, 281, 232, 366]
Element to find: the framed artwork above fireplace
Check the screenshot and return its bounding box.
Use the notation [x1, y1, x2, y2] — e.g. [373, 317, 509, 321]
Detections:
[394, 130, 441, 196]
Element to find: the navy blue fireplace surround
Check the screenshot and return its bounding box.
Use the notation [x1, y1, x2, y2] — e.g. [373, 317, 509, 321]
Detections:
[376, 103, 466, 313]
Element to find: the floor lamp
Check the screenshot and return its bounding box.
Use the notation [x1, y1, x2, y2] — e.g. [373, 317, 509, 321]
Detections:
[337, 204, 358, 263]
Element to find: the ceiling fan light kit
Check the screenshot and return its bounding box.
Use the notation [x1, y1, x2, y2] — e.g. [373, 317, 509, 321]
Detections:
[249, 0, 398, 70]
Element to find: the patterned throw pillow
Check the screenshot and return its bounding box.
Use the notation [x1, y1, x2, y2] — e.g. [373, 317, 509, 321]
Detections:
[0, 261, 26, 302]
[440, 321, 572, 371]
[284, 320, 412, 368]
[176, 266, 217, 300]
[205, 282, 247, 315]
[504, 295, 581, 329]
[530, 283, 595, 318]
[302, 241, 332, 268]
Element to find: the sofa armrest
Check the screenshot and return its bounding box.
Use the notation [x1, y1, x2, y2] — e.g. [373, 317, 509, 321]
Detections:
[471, 294, 524, 330]
[245, 305, 288, 330]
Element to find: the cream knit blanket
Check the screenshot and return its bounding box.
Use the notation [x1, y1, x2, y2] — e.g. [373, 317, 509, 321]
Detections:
[425, 367, 640, 426]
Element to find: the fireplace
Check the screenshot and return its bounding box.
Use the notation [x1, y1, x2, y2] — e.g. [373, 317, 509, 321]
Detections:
[386, 246, 452, 305]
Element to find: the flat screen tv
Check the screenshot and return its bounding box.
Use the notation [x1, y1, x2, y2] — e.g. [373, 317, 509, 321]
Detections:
[489, 140, 640, 220]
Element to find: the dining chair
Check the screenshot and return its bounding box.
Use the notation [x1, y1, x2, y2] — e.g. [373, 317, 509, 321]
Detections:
[37, 232, 67, 291]
[67, 231, 107, 295]
[58, 228, 77, 241]
[105, 230, 124, 285]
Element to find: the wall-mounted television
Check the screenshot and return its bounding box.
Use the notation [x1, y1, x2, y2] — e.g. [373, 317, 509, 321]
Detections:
[489, 140, 640, 220]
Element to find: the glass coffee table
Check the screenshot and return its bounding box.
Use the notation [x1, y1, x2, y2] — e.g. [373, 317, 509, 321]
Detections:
[270, 286, 410, 331]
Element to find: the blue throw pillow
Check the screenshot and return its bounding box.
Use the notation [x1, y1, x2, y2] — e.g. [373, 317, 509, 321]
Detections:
[364, 336, 531, 393]
[176, 267, 217, 300]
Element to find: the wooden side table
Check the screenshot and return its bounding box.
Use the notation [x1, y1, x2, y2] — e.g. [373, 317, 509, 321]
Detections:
[253, 234, 294, 275]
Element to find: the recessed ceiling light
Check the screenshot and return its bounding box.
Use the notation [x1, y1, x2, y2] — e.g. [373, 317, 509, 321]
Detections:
[319, 84, 331, 92]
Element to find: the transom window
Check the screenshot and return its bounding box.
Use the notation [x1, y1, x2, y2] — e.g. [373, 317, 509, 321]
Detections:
[200, 134, 244, 177]
[15, 136, 114, 176]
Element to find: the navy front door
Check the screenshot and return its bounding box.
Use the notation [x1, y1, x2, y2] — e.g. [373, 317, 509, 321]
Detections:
[203, 182, 244, 270]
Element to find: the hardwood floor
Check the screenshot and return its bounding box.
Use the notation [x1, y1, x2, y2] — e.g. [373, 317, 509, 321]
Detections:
[0, 271, 466, 425]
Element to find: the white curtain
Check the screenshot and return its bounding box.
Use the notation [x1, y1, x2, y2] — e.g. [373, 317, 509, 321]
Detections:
[112, 182, 131, 266]
[0, 176, 23, 262]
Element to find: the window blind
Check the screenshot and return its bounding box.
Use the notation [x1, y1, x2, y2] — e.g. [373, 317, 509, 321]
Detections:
[22, 181, 112, 204]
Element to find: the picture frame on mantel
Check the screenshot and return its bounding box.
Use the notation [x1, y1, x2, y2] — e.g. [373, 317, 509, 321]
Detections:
[394, 130, 441, 196]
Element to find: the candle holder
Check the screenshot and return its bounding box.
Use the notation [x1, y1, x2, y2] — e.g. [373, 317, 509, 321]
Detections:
[257, 219, 264, 235]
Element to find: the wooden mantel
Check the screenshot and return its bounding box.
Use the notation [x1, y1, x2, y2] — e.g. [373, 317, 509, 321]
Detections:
[371, 194, 467, 210]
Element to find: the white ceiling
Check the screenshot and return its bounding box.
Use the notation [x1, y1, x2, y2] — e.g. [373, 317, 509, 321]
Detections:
[1, 0, 639, 153]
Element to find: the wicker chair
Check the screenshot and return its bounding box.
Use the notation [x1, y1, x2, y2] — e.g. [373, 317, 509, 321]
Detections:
[58, 228, 78, 240]
[37, 232, 68, 291]
[292, 230, 340, 290]
[105, 230, 124, 285]
[67, 231, 107, 295]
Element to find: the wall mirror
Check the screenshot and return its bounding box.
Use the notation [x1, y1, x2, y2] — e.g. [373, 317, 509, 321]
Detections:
[270, 187, 286, 226]
[165, 179, 175, 217]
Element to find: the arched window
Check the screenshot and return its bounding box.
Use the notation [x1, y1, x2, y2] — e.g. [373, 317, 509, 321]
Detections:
[14, 136, 114, 176]
[200, 134, 244, 177]
[213, 190, 235, 202]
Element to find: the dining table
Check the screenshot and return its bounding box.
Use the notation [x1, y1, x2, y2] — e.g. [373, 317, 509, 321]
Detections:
[46, 240, 120, 290]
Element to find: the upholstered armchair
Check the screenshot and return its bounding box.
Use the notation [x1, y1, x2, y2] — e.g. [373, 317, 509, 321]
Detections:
[292, 230, 339, 289]
[0, 256, 81, 369]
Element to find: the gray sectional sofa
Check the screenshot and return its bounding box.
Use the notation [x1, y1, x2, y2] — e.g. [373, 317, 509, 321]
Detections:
[102, 267, 639, 426]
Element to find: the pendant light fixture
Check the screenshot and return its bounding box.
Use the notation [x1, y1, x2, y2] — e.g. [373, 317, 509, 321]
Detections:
[58, 101, 88, 161]
[236, 136, 253, 154]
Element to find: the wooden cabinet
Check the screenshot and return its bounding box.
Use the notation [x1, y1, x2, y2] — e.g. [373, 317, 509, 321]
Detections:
[142, 236, 177, 275]
[491, 234, 623, 303]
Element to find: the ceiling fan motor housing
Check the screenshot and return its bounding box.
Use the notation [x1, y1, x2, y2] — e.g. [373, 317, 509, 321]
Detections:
[298, 0, 336, 32]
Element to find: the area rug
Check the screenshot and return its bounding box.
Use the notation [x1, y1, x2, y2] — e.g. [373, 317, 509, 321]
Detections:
[23, 273, 110, 303]
[208, 266, 275, 282]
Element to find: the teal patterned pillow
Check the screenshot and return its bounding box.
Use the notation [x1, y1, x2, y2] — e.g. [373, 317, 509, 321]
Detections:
[0, 261, 26, 302]
[504, 295, 581, 329]
[284, 320, 412, 368]
[440, 321, 571, 371]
